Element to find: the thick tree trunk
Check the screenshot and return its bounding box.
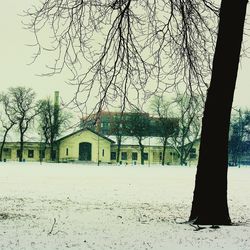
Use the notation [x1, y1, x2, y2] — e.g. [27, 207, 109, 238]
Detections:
[189, 0, 248, 225]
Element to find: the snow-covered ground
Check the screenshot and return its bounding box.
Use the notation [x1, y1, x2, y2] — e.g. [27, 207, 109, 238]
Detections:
[0, 162, 249, 250]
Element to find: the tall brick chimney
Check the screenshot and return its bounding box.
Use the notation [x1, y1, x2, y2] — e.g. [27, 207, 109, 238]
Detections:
[54, 91, 59, 107]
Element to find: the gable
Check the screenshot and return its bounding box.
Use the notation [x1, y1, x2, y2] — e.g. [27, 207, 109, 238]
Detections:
[57, 128, 114, 144]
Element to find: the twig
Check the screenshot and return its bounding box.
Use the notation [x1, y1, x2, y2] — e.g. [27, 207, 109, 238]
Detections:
[48, 218, 56, 235]
[190, 224, 206, 231]
[53, 230, 67, 235]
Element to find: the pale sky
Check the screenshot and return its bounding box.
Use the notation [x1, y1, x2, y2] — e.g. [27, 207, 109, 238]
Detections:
[1, 1, 250, 112]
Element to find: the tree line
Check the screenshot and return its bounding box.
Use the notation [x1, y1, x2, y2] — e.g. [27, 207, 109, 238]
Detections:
[1, 86, 203, 166]
[0, 87, 70, 162]
[228, 109, 250, 166]
[103, 94, 202, 166]
[22, 0, 250, 225]
[2, 86, 248, 167]
[23, 0, 248, 225]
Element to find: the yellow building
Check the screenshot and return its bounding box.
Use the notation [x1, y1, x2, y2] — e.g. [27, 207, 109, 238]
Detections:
[108, 136, 179, 165]
[0, 141, 50, 162]
[57, 128, 114, 163]
[0, 128, 198, 165]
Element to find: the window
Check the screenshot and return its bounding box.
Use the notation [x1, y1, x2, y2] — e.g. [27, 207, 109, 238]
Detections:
[159, 152, 163, 161]
[132, 152, 138, 161]
[190, 148, 196, 154]
[39, 150, 45, 159]
[190, 153, 196, 159]
[111, 152, 116, 160]
[3, 148, 11, 157]
[66, 148, 69, 156]
[28, 150, 34, 158]
[143, 153, 148, 161]
[189, 148, 196, 159]
[52, 150, 56, 161]
[102, 149, 105, 157]
[121, 152, 127, 160]
[16, 149, 20, 158]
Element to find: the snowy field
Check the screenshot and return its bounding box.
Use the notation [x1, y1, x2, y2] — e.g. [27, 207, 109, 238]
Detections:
[0, 162, 249, 250]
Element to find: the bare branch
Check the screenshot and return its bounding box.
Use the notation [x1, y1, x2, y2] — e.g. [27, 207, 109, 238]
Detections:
[25, 0, 219, 114]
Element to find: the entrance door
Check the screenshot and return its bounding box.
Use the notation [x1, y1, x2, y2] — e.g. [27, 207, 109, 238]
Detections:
[79, 142, 92, 161]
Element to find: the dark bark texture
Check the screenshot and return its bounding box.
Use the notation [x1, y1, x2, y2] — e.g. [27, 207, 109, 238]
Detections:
[19, 134, 24, 162]
[189, 0, 248, 225]
[116, 136, 122, 163]
[162, 138, 167, 166]
[139, 140, 145, 165]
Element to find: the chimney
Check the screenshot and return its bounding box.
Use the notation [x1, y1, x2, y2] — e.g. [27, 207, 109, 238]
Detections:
[54, 91, 59, 107]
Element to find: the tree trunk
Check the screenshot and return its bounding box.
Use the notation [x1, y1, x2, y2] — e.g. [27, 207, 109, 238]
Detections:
[179, 149, 186, 166]
[179, 136, 185, 166]
[140, 147, 144, 165]
[19, 134, 24, 162]
[189, 0, 248, 225]
[50, 142, 54, 161]
[0, 129, 11, 161]
[162, 139, 167, 166]
[0, 143, 4, 162]
[0, 144, 3, 162]
[139, 140, 144, 165]
[180, 155, 185, 166]
[116, 136, 121, 163]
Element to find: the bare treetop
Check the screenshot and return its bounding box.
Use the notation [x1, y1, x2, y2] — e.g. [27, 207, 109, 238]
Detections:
[25, 0, 219, 115]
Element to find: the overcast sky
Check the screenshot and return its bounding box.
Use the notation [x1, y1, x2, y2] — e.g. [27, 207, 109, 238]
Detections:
[1, 1, 250, 112]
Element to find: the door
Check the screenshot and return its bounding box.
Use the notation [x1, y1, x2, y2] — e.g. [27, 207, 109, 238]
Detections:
[79, 142, 92, 161]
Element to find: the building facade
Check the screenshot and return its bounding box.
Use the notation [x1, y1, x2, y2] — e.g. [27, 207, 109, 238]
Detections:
[0, 142, 50, 162]
[0, 128, 198, 165]
[109, 136, 179, 165]
[57, 128, 114, 163]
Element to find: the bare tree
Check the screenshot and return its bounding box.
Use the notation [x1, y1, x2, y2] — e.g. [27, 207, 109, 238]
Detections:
[8, 87, 38, 162]
[25, 0, 218, 114]
[189, 0, 248, 225]
[26, 0, 249, 225]
[38, 97, 71, 161]
[109, 114, 126, 163]
[125, 110, 150, 165]
[229, 109, 250, 166]
[0, 93, 17, 161]
[39, 98, 72, 161]
[151, 96, 179, 165]
[168, 94, 202, 166]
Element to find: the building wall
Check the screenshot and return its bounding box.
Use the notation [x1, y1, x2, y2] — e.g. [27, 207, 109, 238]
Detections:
[110, 145, 179, 165]
[0, 142, 50, 162]
[0, 134, 199, 165]
[58, 130, 112, 163]
[186, 140, 200, 166]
